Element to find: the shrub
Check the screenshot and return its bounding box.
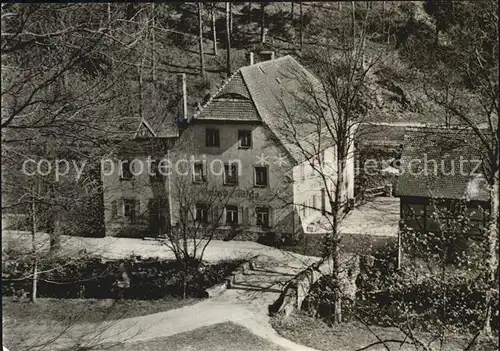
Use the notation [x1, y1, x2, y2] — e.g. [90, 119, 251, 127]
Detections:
[2, 255, 243, 300]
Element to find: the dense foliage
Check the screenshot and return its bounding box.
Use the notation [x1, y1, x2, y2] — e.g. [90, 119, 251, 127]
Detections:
[2, 255, 243, 299]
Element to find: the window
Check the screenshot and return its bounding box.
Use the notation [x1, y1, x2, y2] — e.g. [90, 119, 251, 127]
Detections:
[225, 205, 238, 224]
[195, 203, 209, 224]
[150, 160, 163, 181]
[123, 199, 138, 222]
[302, 202, 306, 217]
[206, 128, 220, 147]
[256, 207, 270, 228]
[121, 161, 133, 180]
[193, 163, 205, 183]
[224, 164, 239, 185]
[238, 130, 252, 148]
[254, 166, 268, 187]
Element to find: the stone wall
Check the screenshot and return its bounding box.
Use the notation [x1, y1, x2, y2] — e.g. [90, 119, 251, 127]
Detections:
[269, 253, 360, 320]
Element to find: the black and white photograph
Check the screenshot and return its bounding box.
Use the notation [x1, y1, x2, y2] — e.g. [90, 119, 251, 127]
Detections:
[1, 1, 498, 350]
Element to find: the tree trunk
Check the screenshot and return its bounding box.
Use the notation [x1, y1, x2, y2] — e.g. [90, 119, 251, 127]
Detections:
[48, 183, 61, 253]
[229, 2, 233, 33]
[31, 257, 37, 303]
[31, 185, 37, 303]
[212, 3, 217, 55]
[248, 2, 252, 23]
[151, 3, 156, 81]
[351, 1, 356, 46]
[325, 146, 347, 324]
[198, 3, 205, 77]
[225, 2, 231, 77]
[260, 2, 266, 43]
[484, 172, 499, 334]
[291, 2, 294, 20]
[183, 259, 188, 299]
[107, 3, 111, 29]
[299, 2, 303, 51]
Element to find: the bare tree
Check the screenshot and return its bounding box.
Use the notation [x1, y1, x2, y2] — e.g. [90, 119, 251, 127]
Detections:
[260, 2, 266, 43]
[422, 0, 499, 336]
[272, 9, 382, 323]
[211, 2, 217, 56]
[159, 149, 241, 298]
[299, 1, 303, 51]
[197, 2, 205, 77]
[225, 2, 231, 77]
[365, 197, 499, 351]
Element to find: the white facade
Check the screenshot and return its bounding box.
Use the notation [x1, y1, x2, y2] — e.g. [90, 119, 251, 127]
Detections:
[293, 144, 355, 235]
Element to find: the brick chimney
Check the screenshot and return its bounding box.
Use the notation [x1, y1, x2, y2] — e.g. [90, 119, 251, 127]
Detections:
[247, 51, 254, 65]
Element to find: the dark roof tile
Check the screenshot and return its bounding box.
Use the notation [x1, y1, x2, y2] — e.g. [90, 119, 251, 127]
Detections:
[395, 127, 489, 201]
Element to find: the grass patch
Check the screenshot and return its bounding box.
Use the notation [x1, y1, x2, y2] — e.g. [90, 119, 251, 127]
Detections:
[105, 322, 286, 351]
[2, 296, 199, 325]
[271, 310, 497, 351]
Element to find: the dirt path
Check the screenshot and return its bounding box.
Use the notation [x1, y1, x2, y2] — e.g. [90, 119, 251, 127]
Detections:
[14, 251, 318, 351]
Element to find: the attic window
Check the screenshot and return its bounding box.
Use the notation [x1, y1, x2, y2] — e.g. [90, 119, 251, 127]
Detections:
[259, 66, 266, 74]
[276, 78, 282, 84]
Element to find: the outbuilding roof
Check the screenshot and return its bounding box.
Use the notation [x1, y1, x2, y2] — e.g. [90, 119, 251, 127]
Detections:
[395, 127, 490, 201]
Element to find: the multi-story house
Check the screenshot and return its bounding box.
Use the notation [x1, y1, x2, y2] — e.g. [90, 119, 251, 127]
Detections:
[103, 54, 355, 239]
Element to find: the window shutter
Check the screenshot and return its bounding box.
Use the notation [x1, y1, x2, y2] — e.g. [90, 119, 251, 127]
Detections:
[269, 207, 274, 228]
[243, 207, 249, 225]
[121, 199, 125, 216]
[248, 207, 256, 226]
[238, 207, 243, 224]
[189, 204, 194, 223]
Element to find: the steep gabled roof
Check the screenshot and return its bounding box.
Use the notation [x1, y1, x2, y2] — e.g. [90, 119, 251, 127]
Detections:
[134, 119, 157, 138]
[193, 71, 261, 122]
[395, 127, 489, 201]
[193, 55, 324, 163]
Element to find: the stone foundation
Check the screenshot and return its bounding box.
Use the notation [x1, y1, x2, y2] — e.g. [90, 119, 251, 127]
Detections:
[269, 254, 360, 320]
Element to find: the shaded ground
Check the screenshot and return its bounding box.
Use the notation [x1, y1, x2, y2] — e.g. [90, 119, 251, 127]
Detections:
[271, 310, 497, 351]
[105, 322, 287, 351]
[340, 197, 399, 237]
[3, 251, 319, 351]
[2, 297, 199, 324]
[306, 197, 399, 237]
